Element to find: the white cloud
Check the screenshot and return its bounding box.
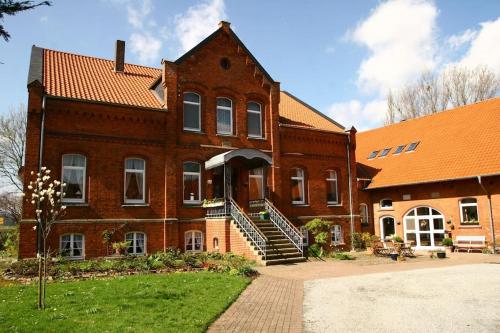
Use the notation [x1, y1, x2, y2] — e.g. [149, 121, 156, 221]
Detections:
[458, 17, 500, 76]
[129, 32, 162, 64]
[351, 0, 438, 95]
[174, 0, 227, 53]
[446, 28, 478, 49]
[126, 0, 153, 29]
[325, 99, 387, 131]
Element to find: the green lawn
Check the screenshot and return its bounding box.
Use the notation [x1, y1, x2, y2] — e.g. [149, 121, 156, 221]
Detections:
[0, 272, 250, 333]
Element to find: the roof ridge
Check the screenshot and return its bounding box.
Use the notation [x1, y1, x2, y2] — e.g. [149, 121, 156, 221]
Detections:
[42, 46, 161, 71]
[359, 96, 500, 135]
[281, 90, 345, 130]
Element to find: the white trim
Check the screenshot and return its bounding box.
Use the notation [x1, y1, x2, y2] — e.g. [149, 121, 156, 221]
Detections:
[331, 224, 344, 245]
[124, 158, 146, 204]
[379, 147, 391, 158]
[403, 206, 445, 249]
[216, 97, 233, 135]
[459, 198, 479, 224]
[59, 233, 85, 259]
[125, 231, 147, 255]
[291, 168, 305, 205]
[185, 230, 203, 252]
[247, 101, 263, 138]
[61, 154, 86, 203]
[183, 92, 201, 132]
[405, 141, 420, 153]
[326, 170, 339, 205]
[379, 216, 395, 240]
[183, 162, 201, 204]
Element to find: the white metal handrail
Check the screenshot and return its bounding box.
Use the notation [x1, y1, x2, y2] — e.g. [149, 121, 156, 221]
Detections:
[229, 198, 267, 260]
[264, 199, 303, 255]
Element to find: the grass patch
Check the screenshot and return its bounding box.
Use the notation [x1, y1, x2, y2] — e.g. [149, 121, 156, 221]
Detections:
[0, 271, 250, 332]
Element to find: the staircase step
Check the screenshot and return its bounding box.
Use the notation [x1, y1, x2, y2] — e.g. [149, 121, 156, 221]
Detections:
[264, 257, 306, 266]
[266, 247, 300, 255]
[265, 252, 302, 260]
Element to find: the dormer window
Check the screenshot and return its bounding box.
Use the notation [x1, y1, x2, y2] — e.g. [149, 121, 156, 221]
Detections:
[393, 145, 406, 155]
[368, 150, 379, 159]
[379, 148, 391, 157]
[380, 198, 393, 209]
[406, 141, 419, 152]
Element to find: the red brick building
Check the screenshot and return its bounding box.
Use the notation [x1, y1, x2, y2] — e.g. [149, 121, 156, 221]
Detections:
[20, 22, 360, 264]
[357, 99, 500, 251]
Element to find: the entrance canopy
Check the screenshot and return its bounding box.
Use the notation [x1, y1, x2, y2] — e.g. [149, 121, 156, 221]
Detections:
[205, 148, 272, 170]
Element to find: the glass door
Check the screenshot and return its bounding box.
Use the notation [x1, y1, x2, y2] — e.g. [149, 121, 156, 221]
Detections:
[404, 207, 445, 248]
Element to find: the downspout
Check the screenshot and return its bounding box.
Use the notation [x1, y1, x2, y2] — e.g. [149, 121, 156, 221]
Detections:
[477, 176, 496, 252]
[346, 135, 355, 250]
[163, 158, 167, 252]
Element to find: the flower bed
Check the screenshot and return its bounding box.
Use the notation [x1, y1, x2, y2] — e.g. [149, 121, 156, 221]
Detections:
[2, 249, 257, 283]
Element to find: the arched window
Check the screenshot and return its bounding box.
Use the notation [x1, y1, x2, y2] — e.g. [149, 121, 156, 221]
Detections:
[380, 216, 395, 240]
[124, 158, 146, 204]
[291, 168, 305, 205]
[185, 230, 203, 252]
[60, 233, 84, 259]
[459, 198, 478, 224]
[247, 102, 262, 138]
[183, 162, 201, 204]
[403, 207, 445, 248]
[183, 92, 201, 131]
[326, 170, 338, 204]
[360, 203, 369, 225]
[380, 198, 393, 209]
[216, 97, 233, 135]
[62, 154, 86, 203]
[125, 232, 146, 255]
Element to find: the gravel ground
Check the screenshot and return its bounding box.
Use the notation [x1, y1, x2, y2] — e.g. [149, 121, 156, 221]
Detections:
[304, 264, 500, 333]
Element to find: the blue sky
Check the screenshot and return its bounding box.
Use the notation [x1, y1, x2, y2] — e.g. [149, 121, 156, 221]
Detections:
[1, 0, 500, 130]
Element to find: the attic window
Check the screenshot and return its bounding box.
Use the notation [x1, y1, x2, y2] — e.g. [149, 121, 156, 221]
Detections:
[379, 148, 391, 157]
[393, 145, 406, 155]
[368, 150, 379, 159]
[406, 141, 420, 152]
[220, 58, 231, 70]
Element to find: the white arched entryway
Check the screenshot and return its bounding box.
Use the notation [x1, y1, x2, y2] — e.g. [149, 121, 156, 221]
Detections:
[403, 206, 445, 249]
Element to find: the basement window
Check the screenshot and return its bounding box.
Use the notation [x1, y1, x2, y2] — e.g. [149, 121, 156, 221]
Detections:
[368, 150, 379, 159]
[406, 141, 420, 152]
[393, 144, 406, 155]
[379, 148, 391, 157]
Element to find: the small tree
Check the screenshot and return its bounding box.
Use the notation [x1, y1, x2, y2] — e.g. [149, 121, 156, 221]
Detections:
[24, 167, 65, 310]
[305, 218, 331, 257]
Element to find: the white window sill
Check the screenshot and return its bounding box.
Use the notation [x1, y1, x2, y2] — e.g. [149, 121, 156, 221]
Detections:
[248, 136, 266, 141]
[458, 224, 481, 229]
[63, 203, 89, 207]
[122, 204, 149, 207]
[332, 243, 346, 246]
[327, 203, 342, 207]
[183, 203, 202, 207]
[217, 133, 237, 137]
[183, 130, 205, 135]
[292, 204, 309, 207]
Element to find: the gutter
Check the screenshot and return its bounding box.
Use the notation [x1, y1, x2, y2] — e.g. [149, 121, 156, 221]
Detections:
[477, 175, 496, 252]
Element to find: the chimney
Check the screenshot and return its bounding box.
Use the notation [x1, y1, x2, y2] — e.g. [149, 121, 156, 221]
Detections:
[218, 21, 231, 31]
[114, 40, 125, 73]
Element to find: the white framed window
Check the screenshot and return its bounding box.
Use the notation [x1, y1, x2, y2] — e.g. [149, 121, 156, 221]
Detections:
[379, 148, 391, 157]
[247, 102, 262, 138]
[403, 207, 445, 248]
[60, 234, 84, 259]
[331, 225, 344, 245]
[62, 154, 86, 203]
[183, 162, 201, 204]
[216, 97, 233, 135]
[183, 92, 201, 131]
[393, 144, 406, 155]
[459, 198, 479, 224]
[368, 150, 379, 159]
[125, 232, 146, 255]
[406, 141, 419, 152]
[380, 198, 393, 209]
[360, 203, 369, 225]
[124, 158, 146, 204]
[326, 170, 338, 204]
[291, 168, 305, 205]
[185, 230, 203, 252]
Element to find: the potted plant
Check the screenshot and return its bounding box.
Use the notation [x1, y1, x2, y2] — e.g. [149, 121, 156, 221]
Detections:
[201, 198, 225, 208]
[390, 251, 399, 261]
[112, 241, 130, 255]
[442, 237, 454, 254]
[392, 234, 404, 243]
[436, 250, 446, 259]
[259, 211, 270, 220]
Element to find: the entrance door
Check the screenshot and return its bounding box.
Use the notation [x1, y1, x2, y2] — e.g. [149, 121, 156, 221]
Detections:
[248, 167, 264, 201]
[404, 207, 445, 248]
[380, 216, 395, 240]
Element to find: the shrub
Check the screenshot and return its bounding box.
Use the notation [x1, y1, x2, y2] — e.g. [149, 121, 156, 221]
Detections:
[391, 235, 404, 243]
[305, 218, 331, 257]
[442, 238, 453, 246]
[332, 252, 355, 260]
[352, 232, 375, 250]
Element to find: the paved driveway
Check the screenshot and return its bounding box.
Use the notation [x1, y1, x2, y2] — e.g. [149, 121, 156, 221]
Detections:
[304, 264, 500, 333]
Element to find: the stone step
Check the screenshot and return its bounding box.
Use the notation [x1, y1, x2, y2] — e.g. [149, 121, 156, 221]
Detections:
[266, 247, 300, 255]
[265, 252, 302, 260]
[264, 256, 306, 266]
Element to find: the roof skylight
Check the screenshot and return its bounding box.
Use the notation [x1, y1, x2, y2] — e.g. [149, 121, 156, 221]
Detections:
[406, 141, 420, 152]
[379, 148, 391, 157]
[368, 150, 379, 159]
[393, 145, 406, 155]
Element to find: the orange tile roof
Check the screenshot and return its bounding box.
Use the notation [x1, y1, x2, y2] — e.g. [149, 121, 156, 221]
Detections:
[43, 49, 163, 109]
[40, 48, 345, 131]
[279, 91, 345, 132]
[356, 98, 500, 189]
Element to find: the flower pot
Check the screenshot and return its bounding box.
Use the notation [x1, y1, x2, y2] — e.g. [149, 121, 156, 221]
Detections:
[437, 252, 446, 259]
[390, 253, 398, 261]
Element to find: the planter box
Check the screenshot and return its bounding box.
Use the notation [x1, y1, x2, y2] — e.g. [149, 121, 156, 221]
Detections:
[437, 252, 446, 259]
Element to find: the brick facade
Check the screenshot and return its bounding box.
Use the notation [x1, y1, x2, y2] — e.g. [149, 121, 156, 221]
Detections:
[20, 23, 360, 260]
